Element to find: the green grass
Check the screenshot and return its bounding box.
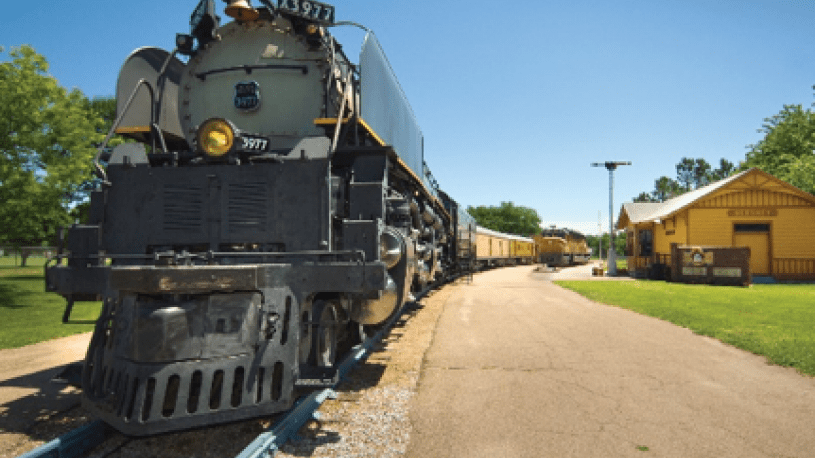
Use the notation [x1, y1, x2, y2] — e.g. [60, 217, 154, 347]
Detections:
[0, 257, 101, 350]
[556, 280, 815, 376]
[597, 257, 626, 269]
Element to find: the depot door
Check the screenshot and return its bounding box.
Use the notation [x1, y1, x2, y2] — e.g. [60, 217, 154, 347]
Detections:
[733, 224, 770, 275]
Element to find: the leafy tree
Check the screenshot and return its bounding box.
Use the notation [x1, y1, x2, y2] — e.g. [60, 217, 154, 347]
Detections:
[88, 96, 117, 127]
[653, 176, 682, 202]
[774, 155, 815, 195]
[586, 234, 599, 256]
[0, 45, 105, 263]
[633, 192, 657, 203]
[675, 157, 696, 191]
[742, 102, 815, 194]
[708, 158, 735, 182]
[467, 202, 542, 236]
[634, 158, 737, 203]
[692, 158, 712, 188]
[676, 157, 712, 191]
[586, 233, 626, 257]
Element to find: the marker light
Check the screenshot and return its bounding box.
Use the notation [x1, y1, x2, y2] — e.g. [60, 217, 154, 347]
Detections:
[197, 118, 235, 157]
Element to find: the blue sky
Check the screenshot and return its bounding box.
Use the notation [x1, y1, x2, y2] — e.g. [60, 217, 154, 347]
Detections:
[3, 0, 814, 234]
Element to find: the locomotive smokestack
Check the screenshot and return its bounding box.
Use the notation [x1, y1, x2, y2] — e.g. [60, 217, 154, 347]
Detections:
[224, 0, 259, 21]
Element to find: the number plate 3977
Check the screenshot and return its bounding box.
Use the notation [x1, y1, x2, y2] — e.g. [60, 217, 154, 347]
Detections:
[277, 0, 335, 24]
[240, 135, 269, 152]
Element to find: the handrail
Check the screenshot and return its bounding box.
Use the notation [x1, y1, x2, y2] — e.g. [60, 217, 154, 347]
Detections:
[93, 78, 156, 182]
[153, 49, 177, 154]
[93, 48, 178, 181]
[194, 64, 308, 81]
[330, 71, 353, 153]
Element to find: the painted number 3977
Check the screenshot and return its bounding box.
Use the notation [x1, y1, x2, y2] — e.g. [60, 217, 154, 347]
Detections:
[242, 137, 268, 151]
[278, 0, 335, 24]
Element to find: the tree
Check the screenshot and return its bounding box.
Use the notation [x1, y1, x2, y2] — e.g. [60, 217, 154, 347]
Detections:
[633, 158, 737, 203]
[586, 233, 625, 257]
[675, 157, 695, 191]
[742, 102, 815, 194]
[692, 158, 712, 188]
[675, 157, 712, 191]
[586, 234, 599, 256]
[0, 46, 105, 263]
[633, 192, 657, 203]
[653, 176, 682, 202]
[708, 158, 735, 182]
[467, 202, 542, 236]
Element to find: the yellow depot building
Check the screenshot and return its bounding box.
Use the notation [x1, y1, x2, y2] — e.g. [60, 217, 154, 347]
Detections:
[617, 168, 815, 281]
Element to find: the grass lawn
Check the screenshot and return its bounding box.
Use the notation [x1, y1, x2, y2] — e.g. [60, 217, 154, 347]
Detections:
[0, 257, 101, 350]
[556, 280, 815, 377]
[598, 258, 627, 271]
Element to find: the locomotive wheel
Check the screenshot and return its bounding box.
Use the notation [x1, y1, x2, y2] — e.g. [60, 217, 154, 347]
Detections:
[352, 322, 384, 344]
[310, 300, 338, 367]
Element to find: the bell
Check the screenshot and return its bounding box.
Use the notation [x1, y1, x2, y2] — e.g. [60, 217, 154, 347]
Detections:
[225, 0, 259, 21]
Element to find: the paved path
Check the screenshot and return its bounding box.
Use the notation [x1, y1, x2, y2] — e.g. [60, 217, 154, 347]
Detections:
[406, 265, 815, 458]
[0, 333, 90, 434]
[533, 261, 633, 281]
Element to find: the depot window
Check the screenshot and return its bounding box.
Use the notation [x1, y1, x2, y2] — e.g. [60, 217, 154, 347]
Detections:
[734, 224, 770, 232]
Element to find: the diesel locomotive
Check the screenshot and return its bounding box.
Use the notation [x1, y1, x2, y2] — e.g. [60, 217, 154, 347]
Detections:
[533, 227, 592, 266]
[46, 0, 479, 436]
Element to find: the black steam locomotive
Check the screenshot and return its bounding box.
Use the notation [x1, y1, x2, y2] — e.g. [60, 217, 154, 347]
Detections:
[46, 0, 477, 436]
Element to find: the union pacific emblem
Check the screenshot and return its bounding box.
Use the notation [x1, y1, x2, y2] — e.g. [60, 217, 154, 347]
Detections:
[234, 81, 261, 111]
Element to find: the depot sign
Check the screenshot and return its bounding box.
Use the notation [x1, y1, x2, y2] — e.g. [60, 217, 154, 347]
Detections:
[727, 209, 778, 217]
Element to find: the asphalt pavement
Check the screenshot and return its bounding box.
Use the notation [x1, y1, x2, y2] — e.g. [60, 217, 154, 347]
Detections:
[406, 264, 815, 458]
[531, 260, 634, 281]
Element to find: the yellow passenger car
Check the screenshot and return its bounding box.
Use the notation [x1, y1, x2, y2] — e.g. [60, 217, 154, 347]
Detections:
[475, 226, 535, 267]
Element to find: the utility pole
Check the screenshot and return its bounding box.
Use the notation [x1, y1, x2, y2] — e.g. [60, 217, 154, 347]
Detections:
[591, 161, 631, 276]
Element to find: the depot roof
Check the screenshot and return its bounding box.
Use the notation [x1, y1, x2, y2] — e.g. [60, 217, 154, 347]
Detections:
[614, 168, 815, 229]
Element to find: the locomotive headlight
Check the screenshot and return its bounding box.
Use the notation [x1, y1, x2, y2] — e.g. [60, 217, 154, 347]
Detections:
[197, 118, 235, 157]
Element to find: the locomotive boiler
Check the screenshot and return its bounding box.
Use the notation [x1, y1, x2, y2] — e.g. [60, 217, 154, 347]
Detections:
[46, 0, 475, 435]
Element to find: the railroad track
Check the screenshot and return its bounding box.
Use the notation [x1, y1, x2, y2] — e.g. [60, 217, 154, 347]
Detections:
[16, 279, 448, 458]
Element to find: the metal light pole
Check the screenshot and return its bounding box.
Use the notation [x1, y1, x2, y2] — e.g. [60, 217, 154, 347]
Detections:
[591, 161, 631, 276]
[597, 210, 602, 263]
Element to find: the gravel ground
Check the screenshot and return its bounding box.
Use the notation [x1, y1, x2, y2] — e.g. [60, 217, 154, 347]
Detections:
[4, 281, 457, 458]
[276, 283, 455, 458]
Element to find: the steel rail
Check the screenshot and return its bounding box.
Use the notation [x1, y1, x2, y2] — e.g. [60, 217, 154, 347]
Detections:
[15, 420, 110, 458]
[235, 388, 337, 458]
